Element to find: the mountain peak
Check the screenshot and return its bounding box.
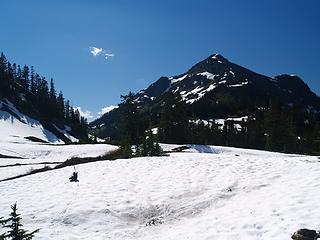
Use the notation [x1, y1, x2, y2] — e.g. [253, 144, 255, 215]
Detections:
[91, 53, 320, 143]
[208, 53, 229, 63]
[210, 53, 226, 60]
[186, 53, 230, 76]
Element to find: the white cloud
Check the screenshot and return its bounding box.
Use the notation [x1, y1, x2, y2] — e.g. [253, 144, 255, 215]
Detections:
[98, 105, 119, 116]
[105, 53, 115, 59]
[75, 106, 93, 120]
[89, 46, 115, 60]
[89, 47, 103, 56]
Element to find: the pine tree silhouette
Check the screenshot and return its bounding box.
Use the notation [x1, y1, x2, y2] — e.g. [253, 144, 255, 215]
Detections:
[0, 217, 7, 240]
[0, 203, 39, 240]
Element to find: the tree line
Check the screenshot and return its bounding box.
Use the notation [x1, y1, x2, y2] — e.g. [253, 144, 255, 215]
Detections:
[117, 91, 320, 155]
[0, 52, 88, 141]
[118, 92, 163, 157]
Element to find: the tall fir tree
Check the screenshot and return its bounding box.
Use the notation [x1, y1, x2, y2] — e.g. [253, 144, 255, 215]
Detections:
[120, 91, 141, 145]
[57, 91, 65, 120]
[158, 92, 188, 143]
[49, 78, 56, 101]
[265, 97, 282, 151]
[21, 65, 30, 93]
[29, 66, 36, 95]
[0, 203, 39, 240]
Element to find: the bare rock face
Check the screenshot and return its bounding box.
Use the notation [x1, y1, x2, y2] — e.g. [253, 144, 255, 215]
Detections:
[292, 229, 320, 240]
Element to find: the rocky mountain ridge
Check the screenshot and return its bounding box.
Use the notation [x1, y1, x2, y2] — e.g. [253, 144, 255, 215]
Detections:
[91, 53, 320, 140]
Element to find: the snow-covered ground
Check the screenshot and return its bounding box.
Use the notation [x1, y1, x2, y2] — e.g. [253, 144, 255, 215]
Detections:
[0, 99, 78, 144]
[0, 143, 118, 180]
[1, 144, 319, 239]
[0, 99, 118, 180]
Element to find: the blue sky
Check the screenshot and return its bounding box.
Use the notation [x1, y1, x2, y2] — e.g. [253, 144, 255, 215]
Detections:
[0, 0, 319, 120]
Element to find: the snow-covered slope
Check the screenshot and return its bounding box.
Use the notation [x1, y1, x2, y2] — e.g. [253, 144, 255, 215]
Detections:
[0, 142, 119, 180]
[1, 144, 319, 239]
[0, 99, 76, 144]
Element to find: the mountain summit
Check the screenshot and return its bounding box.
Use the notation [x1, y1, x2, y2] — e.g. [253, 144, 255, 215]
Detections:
[91, 53, 320, 151]
[124, 54, 319, 114]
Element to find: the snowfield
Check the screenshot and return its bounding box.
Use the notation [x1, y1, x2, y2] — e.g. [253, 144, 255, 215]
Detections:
[0, 99, 75, 144]
[0, 99, 118, 180]
[1, 144, 320, 239]
[0, 143, 118, 180]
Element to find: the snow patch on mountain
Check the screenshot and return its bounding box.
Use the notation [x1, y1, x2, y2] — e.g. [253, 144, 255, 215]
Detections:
[190, 116, 249, 130]
[180, 86, 203, 100]
[171, 74, 188, 83]
[98, 105, 119, 116]
[196, 72, 218, 80]
[53, 124, 78, 143]
[206, 84, 216, 92]
[227, 81, 249, 88]
[180, 83, 218, 104]
[0, 99, 64, 144]
[151, 127, 158, 134]
[211, 53, 220, 59]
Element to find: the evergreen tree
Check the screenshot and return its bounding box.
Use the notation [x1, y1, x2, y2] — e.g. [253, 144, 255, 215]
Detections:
[37, 78, 49, 115]
[137, 130, 163, 156]
[0, 203, 39, 240]
[74, 108, 80, 123]
[120, 137, 132, 158]
[158, 92, 188, 143]
[139, 136, 148, 156]
[280, 109, 297, 152]
[120, 92, 141, 145]
[0, 52, 89, 142]
[64, 100, 71, 120]
[146, 130, 156, 155]
[0, 216, 7, 240]
[11, 63, 17, 83]
[49, 78, 56, 101]
[0, 53, 7, 74]
[78, 116, 89, 142]
[16, 65, 22, 86]
[222, 120, 236, 147]
[6, 62, 13, 88]
[0, 53, 9, 95]
[245, 115, 265, 150]
[311, 122, 320, 154]
[29, 67, 36, 95]
[21, 65, 29, 93]
[56, 91, 65, 120]
[154, 141, 163, 156]
[265, 97, 282, 151]
[265, 98, 298, 152]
